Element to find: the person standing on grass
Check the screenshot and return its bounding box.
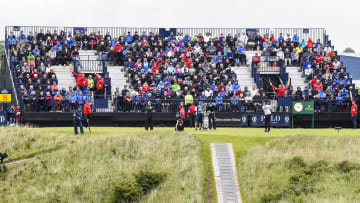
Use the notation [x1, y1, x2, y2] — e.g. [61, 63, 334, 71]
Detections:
[207, 103, 216, 130]
[145, 101, 154, 131]
[83, 100, 93, 134]
[262, 101, 272, 132]
[73, 107, 86, 135]
[195, 102, 204, 131]
[187, 103, 196, 128]
[351, 100, 358, 129]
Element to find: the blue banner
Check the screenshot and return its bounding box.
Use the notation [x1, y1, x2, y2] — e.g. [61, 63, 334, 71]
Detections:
[246, 28, 258, 36]
[13, 26, 20, 31]
[73, 27, 87, 36]
[0, 111, 7, 127]
[250, 113, 290, 127]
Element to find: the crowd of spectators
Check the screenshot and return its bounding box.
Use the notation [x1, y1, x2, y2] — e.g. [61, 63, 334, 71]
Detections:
[6, 29, 358, 113]
[7, 30, 108, 112]
[255, 31, 358, 112]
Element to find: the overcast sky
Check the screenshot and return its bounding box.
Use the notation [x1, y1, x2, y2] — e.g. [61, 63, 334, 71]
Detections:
[1, 0, 359, 53]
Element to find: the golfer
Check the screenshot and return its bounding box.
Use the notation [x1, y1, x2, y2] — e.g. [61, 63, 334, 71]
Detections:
[262, 101, 272, 132]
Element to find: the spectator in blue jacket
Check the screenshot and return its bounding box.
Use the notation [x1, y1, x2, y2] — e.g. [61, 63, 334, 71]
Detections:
[140, 31, 147, 41]
[278, 33, 284, 42]
[17, 31, 26, 40]
[292, 34, 299, 42]
[232, 80, 240, 92]
[340, 87, 348, 97]
[68, 92, 77, 110]
[303, 59, 311, 70]
[211, 81, 217, 92]
[303, 86, 310, 97]
[215, 92, 223, 111]
[125, 32, 133, 43]
[214, 52, 223, 64]
[8, 36, 16, 45]
[183, 33, 190, 42]
[76, 91, 85, 107]
[84, 92, 93, 104]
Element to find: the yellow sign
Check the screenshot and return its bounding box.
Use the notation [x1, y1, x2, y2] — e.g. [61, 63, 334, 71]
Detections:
[0, 94, 11, 102]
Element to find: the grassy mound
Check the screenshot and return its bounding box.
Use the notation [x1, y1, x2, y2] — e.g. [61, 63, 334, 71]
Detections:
[0, 127, 203, 203]
[238, 134, 360, 203]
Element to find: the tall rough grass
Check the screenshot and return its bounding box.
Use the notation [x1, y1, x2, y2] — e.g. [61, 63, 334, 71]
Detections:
[238, 135, 360, 203]
[0, 127, 203, 203]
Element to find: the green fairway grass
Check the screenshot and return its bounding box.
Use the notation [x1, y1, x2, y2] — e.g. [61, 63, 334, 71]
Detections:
[1, 127, 359, 202]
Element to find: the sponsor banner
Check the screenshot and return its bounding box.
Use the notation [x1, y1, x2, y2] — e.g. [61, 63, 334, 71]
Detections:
[292, 101, 314, 114]
[215, 112, 248, 127]
[0, 89, 12, 103]
[73, 27, 87, 36]
[250, 113, 291, 127]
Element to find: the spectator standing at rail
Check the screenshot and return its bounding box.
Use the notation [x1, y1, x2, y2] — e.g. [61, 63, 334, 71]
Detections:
[270, 79, 290, 97]
[184, 92, 193, 111]
[351, 100, 358, 129]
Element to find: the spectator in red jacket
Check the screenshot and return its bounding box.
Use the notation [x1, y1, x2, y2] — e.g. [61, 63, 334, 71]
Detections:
[15, 105, 21, 124]
[179, 102, 186, 120]
[313, 80, 323, 91]
[72, 72, 87, 88]
[95, 74, 104, 97]
[315, 53, 323, 64]
[252, 52, 261, 66]
[351, 100, 358, 129]
[187, 103, 196, 128]
[307, 38, 314, 48]
[142, 82, 150, 92]
[310, 76, 318, 87]
[270, 80, 290, 97]
[114, 42, 122, 52]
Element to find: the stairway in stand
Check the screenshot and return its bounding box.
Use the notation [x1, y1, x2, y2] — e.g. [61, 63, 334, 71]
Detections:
[52, 65, 75, 90]
[232, 65, 256, 89]
[107, 66, 130, 96]
[286, 66, 308, 90]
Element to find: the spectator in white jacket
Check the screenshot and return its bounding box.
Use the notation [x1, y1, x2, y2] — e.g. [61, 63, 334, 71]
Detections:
[239, 32, 248, 46]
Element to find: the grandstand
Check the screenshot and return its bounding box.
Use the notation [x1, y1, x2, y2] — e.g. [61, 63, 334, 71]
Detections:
[1, 26, 357, 127]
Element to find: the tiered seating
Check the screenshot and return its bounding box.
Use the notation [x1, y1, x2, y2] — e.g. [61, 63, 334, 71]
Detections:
[6, 28, 357, 113]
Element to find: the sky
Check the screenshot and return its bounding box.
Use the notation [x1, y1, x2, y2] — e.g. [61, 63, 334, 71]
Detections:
[1, 0, 359, 53]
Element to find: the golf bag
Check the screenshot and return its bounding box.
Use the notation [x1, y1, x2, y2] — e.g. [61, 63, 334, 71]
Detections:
[175, 112, 184, 131]
[202, 111, 209, 130]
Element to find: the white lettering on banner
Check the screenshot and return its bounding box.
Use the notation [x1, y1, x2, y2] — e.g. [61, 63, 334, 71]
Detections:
[215, 118, 242, 122]
[0, 116, 5, 123]
[271, 115, 281, 122]
[285, 116, 290, 123]
[241, 116, 247, 122]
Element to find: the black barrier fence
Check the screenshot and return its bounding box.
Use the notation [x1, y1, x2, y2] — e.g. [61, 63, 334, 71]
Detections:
[21, 112, 291, 127]
[20, 96, 357, 115]
[20, 111, 358, 128]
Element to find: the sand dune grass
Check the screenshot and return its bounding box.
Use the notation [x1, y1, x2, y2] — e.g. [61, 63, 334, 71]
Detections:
[0, 127, 203, 203]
